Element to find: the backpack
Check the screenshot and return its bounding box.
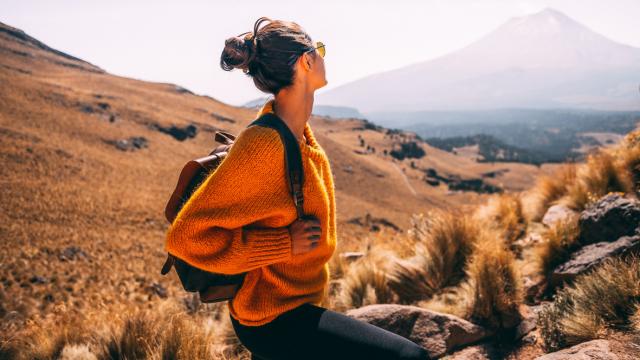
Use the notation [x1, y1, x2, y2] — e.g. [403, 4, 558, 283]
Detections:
[160, 111, 306, 303]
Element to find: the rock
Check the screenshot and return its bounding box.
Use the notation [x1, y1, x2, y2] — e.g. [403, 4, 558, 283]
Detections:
[514, 305, 538, 341]
[150, 123, 198, 141]
[535, 339, 617, 360]
[542, 204, 576, 228]
[445, 343, 496, 359]
[346, 304, 492, 359]
[111, 136, 148, 151]
[59, 246, 88, 261]
[578, 193, 640, 246]
[551, 233, 640, 287]
[60, 344, 98, 360]
[523, 274, 547, 304]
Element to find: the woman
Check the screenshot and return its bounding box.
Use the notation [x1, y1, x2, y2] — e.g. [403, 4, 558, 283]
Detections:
[165, 16, 429, 360]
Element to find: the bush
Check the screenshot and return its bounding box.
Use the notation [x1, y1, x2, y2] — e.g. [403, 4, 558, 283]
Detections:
[387, 210, 479, 303]
[539, 255, 640, 352]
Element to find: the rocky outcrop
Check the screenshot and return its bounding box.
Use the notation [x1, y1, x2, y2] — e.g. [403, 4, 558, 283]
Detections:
[346, 304, 492, 359]
[534, 339, 618, 360]
[551, 233, 640, 286]
[577, 193, 640, 246]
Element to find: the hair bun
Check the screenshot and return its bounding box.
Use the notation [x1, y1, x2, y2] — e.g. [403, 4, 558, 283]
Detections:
[220, 33, 258, 73]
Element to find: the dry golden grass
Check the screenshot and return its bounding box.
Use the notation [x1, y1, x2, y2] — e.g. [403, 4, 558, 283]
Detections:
[337, 247, 397, 311]
[532, 211, 581, 280]
[386, 210, 479, 303]
[0, 299, 248, 360]
[466, 233, 523, 329]
[538, 255, 640, 352]
[523, 163, 577, 223]
[472, 192, 527, 247]
[559, 149, 635, 211]
[615, 129, 640, 196]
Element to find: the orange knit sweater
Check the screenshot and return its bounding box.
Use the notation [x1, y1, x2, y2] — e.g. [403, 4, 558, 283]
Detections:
[164, 99, 337, 326]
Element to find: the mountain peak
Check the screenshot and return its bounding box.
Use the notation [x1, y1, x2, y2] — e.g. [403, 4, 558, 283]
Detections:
[536, 7, 570, 19]
[502, 7, 581, 35]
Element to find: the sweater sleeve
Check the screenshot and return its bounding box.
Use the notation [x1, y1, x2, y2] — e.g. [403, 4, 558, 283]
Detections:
[164, 125, 294, 275]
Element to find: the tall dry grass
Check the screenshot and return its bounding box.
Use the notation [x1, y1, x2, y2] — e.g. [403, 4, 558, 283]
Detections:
[522, 163, 577, 223]
[383, 208, 524, 331]
[538, 255, 640, 352]
[472, 192, 527, 247]
[532, 211, 581, 280]
[523, 128, 640, 222]
[337, 248, 397, 311]
[614, 128, 640, 196]
[0, 299, 248, 360]
[466, 234, 523, 329]
[386, 210, 479, 303]
[559, 149, 635, 211]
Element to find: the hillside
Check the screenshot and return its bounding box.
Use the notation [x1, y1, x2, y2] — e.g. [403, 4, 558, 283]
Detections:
[0, 20, 559, 332]
[2, 20, 640, 360]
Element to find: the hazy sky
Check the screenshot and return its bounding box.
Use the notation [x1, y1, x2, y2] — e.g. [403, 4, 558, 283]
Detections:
[2, 0, 639, 107]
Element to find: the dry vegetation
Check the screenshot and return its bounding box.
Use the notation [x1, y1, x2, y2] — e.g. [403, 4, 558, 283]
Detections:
[2, 128, 638, 358]
[2, 21, 640, 359]
[538, 255, 640, 352]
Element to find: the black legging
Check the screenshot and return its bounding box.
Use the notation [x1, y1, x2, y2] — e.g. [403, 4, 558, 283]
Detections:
[230, 302, 430, 360]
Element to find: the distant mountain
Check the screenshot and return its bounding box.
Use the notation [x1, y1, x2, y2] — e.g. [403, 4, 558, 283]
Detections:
[242, 96, 365, 119]
[241, 96, 271, 109]
[310, 105, 366, 119]
[316, 8, 640, 114]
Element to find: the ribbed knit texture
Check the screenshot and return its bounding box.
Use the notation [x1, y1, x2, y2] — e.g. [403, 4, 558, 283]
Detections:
[164, 99, 337, 326]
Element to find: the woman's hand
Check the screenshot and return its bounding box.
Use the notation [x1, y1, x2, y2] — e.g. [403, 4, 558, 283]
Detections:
[288, 215, 322, 256]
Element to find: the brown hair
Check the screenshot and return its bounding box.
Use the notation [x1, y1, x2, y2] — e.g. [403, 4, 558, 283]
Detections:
[220, 16, 316, 95]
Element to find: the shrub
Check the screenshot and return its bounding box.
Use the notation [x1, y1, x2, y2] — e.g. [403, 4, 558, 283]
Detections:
[533, 212, 581, 279]
[524, 163, 576, 222]
[560, 150, 634, 211]
[466, 234, 523, 329]
[387, 210, 479, 303]
[339, 256, 396, 310]
[539, 255, 640, 352]
[472, 192, 527, 247]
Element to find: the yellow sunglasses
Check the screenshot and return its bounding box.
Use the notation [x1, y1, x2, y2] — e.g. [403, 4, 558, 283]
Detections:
[306, 41, 326, 58]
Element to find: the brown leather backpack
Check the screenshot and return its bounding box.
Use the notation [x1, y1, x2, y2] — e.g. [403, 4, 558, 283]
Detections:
[160, 112, 305, 303]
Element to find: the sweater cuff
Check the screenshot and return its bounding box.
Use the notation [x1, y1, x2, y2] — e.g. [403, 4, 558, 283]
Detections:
[244, 226, 293, 268]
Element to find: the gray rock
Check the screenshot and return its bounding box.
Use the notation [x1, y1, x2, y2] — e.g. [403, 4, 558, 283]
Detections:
[346, 304, 492, 359]
[444, 343, 496, 359]
[535, 339, 618, 360]
[551, 234, 640, 286]
[578, 193, 640, 246]
[543, 204, 577, 228]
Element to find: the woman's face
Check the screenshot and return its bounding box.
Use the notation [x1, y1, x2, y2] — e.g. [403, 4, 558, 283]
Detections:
[298, 47, 327, 91]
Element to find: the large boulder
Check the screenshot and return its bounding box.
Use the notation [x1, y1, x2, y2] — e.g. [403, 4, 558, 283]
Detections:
[534, 339, 618, 360]
[345, 304, 492, 359]
[578, 193, 640, 246]
[551, 233, 640, 286]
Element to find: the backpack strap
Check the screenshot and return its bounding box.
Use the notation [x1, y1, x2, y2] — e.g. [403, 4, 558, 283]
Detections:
[247, 112, 305, 220]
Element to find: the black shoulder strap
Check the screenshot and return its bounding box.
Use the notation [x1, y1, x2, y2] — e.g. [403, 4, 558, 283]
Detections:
[247, 112, 305, 219]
